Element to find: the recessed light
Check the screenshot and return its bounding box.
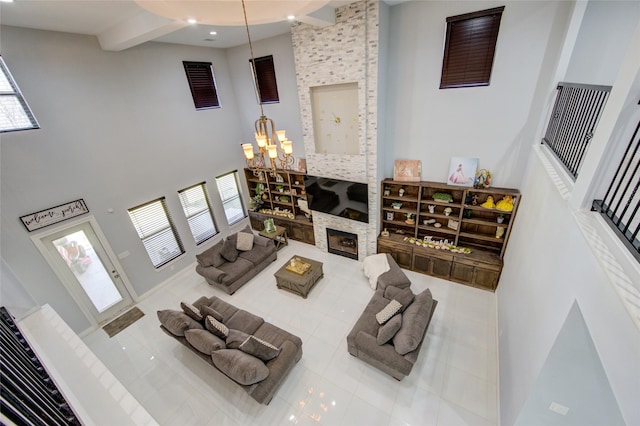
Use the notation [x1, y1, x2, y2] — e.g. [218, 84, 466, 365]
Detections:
[209, 31, 217, 36]
[287, 15, 295, 21]
[187, 18, 197, 24]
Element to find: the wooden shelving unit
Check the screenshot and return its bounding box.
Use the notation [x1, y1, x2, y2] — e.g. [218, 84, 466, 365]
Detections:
[378, 179, 520, 291]
[244, 168, 315, 245]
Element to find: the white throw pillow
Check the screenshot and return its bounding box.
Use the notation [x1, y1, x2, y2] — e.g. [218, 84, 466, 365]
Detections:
[236, 232, 254, 251]
[362, 253, 390, 289]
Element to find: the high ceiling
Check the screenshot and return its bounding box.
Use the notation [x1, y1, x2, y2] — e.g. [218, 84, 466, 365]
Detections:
[0, 0, 403, 50]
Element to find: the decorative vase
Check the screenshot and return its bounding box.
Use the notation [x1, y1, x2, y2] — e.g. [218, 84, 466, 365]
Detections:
[428, 205, 435, 214]
[497, 216, 505, 224]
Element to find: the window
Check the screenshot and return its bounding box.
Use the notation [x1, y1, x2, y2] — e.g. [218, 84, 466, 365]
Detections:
[183, 61, 220, 110]
[215, 171, 246, 226]
[592, 117, 640, 261]
[178, 182, 218, 245]
[250, 55, 279, 104]
[440, 6, 505, 89]
[542, 82, 611, 179]
[128, 198, 184, 268]
[0, 56, 39, 133]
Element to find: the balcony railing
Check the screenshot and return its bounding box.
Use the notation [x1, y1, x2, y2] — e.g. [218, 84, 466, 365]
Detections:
[542, 82, 611, 179]
[592, 119, 640, 262]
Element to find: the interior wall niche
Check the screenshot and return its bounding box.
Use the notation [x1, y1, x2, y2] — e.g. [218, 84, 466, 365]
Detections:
[310, 82, 360, 155]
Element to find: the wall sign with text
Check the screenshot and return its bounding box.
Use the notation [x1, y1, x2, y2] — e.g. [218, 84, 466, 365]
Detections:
[20, 199, 89, 232]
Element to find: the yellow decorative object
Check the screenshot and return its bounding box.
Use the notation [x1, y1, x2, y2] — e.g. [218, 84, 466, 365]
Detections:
[496, 195, 515, 212]
[480, 196, 496, 209]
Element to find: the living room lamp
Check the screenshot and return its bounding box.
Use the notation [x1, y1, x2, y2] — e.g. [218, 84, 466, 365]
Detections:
[241, 0, 294, 176]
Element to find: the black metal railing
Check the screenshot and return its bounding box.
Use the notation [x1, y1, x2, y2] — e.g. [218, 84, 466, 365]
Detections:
[0, 306, 82, 426]
[542, 82, 612, 179]
[592, 119, 640, 262]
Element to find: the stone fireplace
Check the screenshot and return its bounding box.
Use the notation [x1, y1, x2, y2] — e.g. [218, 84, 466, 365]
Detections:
[292, 0, 385, 259]
[326, 228, 358, 260]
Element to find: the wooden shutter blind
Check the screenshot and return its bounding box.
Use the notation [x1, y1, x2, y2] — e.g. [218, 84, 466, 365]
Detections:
[183, 61, 220, 110]
[440, 6, 505, 89]
[251, 55, 279, 104]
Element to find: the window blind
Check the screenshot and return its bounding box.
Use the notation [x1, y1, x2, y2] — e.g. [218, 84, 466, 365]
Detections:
[250, 55, 279, 104]
[216, 171, 246, 225]
[178, 182, 217, 245]
[0, 56, 39, 133]
[440, 6, 504, 89]
[183, 61, 220, 110]
[128, 198, 184, 268]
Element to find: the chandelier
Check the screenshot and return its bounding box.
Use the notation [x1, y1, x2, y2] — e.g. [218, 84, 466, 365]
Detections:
[240, 0, 294, 175]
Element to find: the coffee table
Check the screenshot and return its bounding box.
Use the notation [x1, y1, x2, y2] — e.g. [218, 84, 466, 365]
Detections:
[274, 256, 324, 299]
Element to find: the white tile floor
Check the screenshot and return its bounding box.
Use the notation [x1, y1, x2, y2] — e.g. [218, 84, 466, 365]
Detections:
[82, 240, 498, 426]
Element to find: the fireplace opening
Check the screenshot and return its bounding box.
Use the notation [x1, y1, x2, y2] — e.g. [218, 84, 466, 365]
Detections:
[326, 228, 358, 260]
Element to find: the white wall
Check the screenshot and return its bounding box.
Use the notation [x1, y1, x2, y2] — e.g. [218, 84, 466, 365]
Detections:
[225, 32, 305, 157]
[0, 26, 247, 332]
[565, 0, 640, 85]
[386, 1, 572, 188]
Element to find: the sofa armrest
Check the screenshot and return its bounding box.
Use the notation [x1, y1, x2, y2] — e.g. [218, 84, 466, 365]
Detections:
[253, 235, 272, 247]
[377, 254, 411, 290]
[354, 330, 413, 375]
[251, 340, 301, 404]
[195, 264, 227, 284]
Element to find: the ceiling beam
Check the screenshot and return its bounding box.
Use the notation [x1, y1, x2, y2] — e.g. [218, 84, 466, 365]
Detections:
[97, 11, 188, 51]
[297, 5, 336, 28]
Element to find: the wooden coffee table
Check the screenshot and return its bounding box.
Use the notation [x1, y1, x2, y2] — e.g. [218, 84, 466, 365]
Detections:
[274, 256, 324, 299]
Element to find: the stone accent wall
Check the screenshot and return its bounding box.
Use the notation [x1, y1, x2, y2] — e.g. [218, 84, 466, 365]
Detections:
[292, 0, 379, 258]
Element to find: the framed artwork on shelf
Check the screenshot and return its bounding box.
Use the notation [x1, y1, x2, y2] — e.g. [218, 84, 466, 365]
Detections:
[447, 157, 478, 187]
[393, 160, 422, 182]
[263, 218, 276, 233]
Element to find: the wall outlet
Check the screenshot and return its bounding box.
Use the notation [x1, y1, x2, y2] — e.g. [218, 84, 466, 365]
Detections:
[549, 402, 569, 415]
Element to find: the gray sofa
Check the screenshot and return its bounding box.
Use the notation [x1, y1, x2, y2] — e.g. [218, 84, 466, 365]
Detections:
[158, 295, 303, 405]
[195, 226, 277, 294]
[347, 255, 437, 380]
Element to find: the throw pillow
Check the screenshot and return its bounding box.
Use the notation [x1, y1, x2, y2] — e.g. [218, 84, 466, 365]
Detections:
[239, 335, 281, 361]
[204, 315, 229, 339]
[362, 253, 391, 289]
[219, 239, 239, 262]
[157, 310, 203, 337]
[211, 349, 269, 386]
[375, 299, 402, 325]
[393, 288, 434, 355]
[226, 329, 251, 349]
[195, 240, 224, 268]
[236, 231, 254, 251]
[180, 302, 203, 322]
[377, 313, 402, 345]
[384, 287, 415, 312]
[199, 305, 224, 323]
[184, 329, 226, 354]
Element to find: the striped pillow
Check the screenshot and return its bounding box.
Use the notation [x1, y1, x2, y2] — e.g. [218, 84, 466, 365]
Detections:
[205, 315, 229, 339]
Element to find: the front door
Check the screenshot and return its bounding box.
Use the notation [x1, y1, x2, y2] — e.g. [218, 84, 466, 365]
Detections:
[37, 219, 133, 325]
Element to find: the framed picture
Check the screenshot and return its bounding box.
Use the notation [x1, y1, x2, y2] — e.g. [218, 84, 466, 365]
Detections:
[263, 218, 276, 233]
[393, 160, 421, 182]
[447, 157, 478, 187]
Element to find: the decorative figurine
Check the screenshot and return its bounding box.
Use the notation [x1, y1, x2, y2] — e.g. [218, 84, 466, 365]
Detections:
[444, 207, 453, 216]
[474, 169, 492, 189]
[481, 196, 496, 209]
[381, 228, 390, 237]
[399, 188, 405, 197]
[496, 226, 505, 239]
[384, 187, 391, 196]
[472, 194, 479, 205]
[428, 204, 435, 213]
[496, 195, 515, 212]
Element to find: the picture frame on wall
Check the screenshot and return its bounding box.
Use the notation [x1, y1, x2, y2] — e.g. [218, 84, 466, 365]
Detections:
[393, 160, 422, 182]
[447, 157, 478, 187]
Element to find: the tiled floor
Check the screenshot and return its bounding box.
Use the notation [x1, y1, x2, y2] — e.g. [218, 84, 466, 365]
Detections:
[82, 240, 498, 425]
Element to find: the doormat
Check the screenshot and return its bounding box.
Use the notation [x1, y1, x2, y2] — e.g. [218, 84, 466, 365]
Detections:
[103, 307, 144, 338]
